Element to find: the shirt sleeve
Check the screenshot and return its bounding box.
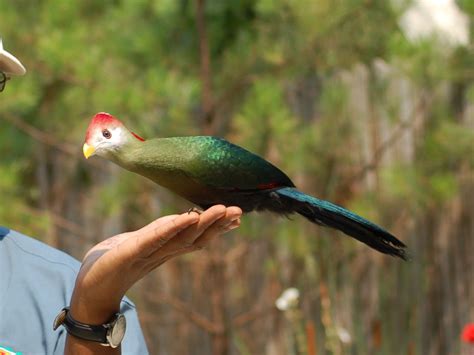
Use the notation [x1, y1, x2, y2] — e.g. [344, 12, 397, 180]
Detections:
[119, 299, 149, 354]
[0, 228, 149, 355]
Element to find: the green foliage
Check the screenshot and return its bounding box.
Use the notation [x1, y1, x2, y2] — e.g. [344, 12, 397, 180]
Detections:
[0, 162, 49, 237]
[1, 0, 473, 353]
[234, 78, 295, 153]
[423, 121, 474, 171]
[381, 164, 426, 209]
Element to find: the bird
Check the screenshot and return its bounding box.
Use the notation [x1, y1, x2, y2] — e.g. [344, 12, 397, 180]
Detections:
[83, 112, 407, 260]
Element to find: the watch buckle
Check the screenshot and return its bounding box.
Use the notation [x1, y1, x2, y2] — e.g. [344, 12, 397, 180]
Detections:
[53, 307, 68, 330]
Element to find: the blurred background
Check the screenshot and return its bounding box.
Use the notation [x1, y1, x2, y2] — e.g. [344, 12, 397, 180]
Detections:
[1, 0, 473, 354]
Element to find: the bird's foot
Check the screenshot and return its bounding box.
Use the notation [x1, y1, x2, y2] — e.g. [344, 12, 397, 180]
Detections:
[187, 206, 204, 215]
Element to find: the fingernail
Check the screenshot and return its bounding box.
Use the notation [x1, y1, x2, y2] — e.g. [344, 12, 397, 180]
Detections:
[223, 224, 239, 232]
[222, 223, 240, 232]
[220, 222, 232, 230]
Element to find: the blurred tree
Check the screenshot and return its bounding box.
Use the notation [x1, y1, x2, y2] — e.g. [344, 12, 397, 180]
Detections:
[0, 0, 472, 354]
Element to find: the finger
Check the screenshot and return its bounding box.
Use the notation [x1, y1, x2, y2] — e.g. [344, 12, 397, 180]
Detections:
[161, 206, 241, 254]
[146, 216, 242, 271]
[134, 212, 200, 257]
[143, 206, 242, 270]
[144, 205, 230, 266]
[136, 214, 181, 235]
[194, 217, 241, 249]
[156, 205, 227, 253]
[223, 206, 243, 219]
[222, 218, 241, 232]
[195, 207, 242, 243]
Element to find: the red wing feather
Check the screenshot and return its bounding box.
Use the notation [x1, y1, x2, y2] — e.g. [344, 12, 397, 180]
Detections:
[257, 182, 281, 190]
[131, 131, 145, 141]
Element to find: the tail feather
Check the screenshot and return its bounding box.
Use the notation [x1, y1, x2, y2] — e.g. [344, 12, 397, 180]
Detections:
[275, 187, 407, 260]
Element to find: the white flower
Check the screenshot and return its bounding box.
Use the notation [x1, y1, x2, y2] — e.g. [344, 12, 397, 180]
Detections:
[275, 287, 300, 311]
[336, 326, 352, 344]
[275, 298, 289, 311]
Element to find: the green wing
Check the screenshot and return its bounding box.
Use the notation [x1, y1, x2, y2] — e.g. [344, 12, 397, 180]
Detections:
[174, 136, 295, 191]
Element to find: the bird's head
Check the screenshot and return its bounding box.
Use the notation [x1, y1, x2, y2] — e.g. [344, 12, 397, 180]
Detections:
[83, 112, 145, 159]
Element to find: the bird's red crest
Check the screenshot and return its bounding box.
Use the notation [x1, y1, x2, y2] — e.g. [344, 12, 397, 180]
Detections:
[85, 112, 122, 141]
[85, 112, 145, 142]
[92, 112, 120, 126]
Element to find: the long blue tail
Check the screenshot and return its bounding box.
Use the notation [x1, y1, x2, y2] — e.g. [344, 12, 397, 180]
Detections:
[275, 187, 407, 260]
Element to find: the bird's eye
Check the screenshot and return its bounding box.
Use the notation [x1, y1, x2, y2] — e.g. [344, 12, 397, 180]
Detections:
[102, 129, 112, 139]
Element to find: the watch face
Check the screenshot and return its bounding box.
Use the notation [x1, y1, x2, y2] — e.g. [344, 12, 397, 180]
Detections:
[107, 314, 126, 348]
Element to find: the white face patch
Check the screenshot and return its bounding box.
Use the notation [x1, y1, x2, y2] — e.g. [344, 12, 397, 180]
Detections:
[91, 125, 128, 157]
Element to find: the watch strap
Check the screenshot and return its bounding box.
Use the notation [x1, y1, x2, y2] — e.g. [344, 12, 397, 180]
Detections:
[53, 307, 110, 345]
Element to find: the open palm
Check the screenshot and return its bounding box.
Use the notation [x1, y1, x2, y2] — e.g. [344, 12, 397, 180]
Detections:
[69, 205, 242, 324]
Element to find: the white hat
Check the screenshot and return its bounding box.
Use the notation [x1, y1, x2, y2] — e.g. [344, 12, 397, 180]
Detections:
[0, 38, 26, 76]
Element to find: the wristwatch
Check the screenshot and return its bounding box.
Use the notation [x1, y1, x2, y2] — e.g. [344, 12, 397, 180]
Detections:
[53, 307, 126, 348]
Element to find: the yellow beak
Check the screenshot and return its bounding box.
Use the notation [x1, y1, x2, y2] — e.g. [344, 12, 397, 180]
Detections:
[83, 143, 96, 159]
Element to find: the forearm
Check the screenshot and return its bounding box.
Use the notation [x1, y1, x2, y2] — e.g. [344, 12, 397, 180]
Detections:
[64, 292, 121, 355]
[65, 336, 120, 355]
[61, 206, 241, 354]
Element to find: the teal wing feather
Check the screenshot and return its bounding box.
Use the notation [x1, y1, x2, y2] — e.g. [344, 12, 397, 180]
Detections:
[176, 136, 295, 191]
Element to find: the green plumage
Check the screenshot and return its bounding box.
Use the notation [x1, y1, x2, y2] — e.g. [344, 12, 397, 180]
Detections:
[102, 134, 407, 259]
[112, 136, 294, 207]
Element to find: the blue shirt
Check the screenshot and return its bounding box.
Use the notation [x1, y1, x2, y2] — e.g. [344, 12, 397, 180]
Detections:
[0, 227, 148, 355]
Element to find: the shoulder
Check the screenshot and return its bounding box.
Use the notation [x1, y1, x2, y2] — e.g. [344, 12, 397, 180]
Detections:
[0, 228, 80, 353]
[0, 227, 147, 354]
[0, 227, 80, 274]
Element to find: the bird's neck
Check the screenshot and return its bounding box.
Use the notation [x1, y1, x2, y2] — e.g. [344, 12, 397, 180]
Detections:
[105, 137, 195, 194]
[105, 140, 141, 168]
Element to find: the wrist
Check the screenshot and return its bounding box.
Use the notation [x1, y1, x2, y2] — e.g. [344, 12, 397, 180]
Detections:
[55, 307, 126, 351]
[70, 290, 121, 325]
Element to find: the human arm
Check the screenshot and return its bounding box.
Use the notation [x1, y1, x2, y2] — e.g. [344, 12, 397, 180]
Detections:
[64, 205, 242, 354]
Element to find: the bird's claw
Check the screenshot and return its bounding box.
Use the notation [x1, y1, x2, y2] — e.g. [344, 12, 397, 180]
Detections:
[187, 207, 204, 215]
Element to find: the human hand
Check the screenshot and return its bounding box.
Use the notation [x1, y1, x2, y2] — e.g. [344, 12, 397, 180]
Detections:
[69, 205, 242, 324]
